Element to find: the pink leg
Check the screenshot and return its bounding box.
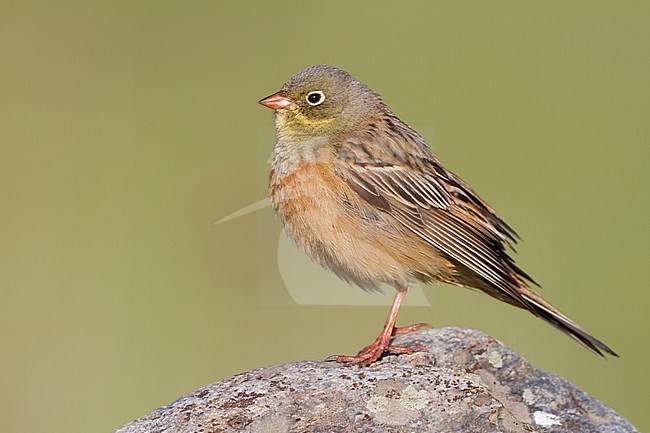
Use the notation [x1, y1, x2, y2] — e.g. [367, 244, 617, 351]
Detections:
[328, 288, 426, 366]
[392, 322, 432, 336]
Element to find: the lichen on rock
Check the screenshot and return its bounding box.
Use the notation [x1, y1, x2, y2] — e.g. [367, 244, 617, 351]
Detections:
[113, 327, 637, 433]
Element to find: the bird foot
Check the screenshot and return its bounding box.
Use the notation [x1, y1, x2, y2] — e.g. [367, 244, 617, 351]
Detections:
[327, 332, 427, 367]
[327, 342, 417, 366]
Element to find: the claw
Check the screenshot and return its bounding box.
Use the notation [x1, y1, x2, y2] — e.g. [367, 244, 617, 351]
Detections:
[327, 327, 428, 366]
[325, 290, 428, 366]
[328, 341, 422, 366]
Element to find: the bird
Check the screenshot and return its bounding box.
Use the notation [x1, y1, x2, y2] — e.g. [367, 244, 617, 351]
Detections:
[258, 64, 617, 366]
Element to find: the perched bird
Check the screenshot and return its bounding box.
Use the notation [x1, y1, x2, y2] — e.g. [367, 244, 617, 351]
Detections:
[259, 65, 617, 365]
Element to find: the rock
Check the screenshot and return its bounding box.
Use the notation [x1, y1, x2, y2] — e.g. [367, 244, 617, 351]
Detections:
[113, 327, 637, 433]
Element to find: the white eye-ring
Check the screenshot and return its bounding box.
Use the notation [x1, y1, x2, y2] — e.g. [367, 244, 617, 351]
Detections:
[306, 90, 325, 106]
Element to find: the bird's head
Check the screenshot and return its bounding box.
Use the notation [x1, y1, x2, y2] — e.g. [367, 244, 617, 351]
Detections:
[259, 65, 383, 139]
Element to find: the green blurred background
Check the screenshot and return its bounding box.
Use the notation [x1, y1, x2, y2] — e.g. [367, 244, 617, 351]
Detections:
[1, 1, 648, 432]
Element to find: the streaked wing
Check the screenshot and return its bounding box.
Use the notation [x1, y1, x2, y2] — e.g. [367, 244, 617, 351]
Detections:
[338, 129, 535, 304]
[345, 163, 451, 213]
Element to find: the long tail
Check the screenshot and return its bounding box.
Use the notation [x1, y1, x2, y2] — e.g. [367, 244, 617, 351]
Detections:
[520, 289, 618, 358]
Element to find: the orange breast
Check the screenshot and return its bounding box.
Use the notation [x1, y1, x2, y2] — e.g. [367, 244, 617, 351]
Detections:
[269, 161, 452, 291]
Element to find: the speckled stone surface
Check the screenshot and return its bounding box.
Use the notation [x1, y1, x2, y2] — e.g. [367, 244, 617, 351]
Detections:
[113, 327, 637, 433]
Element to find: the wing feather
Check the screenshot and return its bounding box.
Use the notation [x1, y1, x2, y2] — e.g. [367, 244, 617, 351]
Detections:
[333, 116, 615, 357]
[338, 131, 534, 304]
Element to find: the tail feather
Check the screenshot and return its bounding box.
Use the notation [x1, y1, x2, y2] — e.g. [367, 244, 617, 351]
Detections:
[447, 263, 618, 357]
[521, 291, 618, 358]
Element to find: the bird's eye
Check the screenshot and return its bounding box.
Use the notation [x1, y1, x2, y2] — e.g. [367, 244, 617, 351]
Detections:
[306, 91, 325, 106]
